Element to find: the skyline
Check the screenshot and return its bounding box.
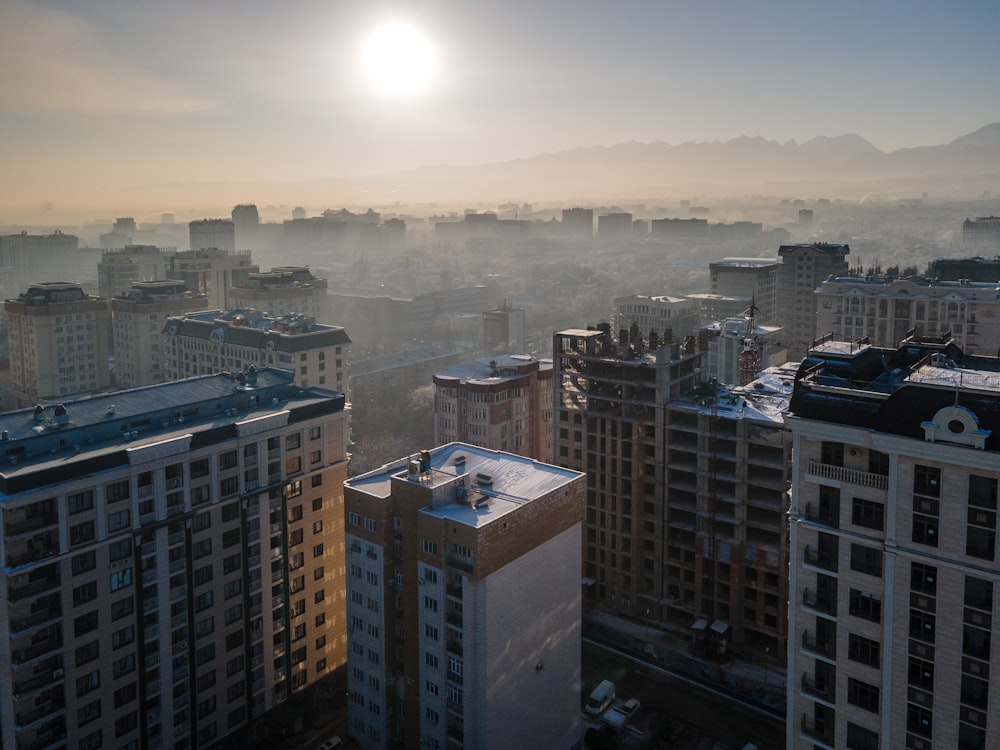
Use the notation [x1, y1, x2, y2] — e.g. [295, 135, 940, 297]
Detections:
[3, 0, 1000, 221]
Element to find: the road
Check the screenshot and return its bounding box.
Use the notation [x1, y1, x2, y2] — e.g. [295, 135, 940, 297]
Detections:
[583, 640, 785, 750]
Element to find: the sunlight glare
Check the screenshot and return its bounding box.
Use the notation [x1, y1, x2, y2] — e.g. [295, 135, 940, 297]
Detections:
[363, 22, 435, 98]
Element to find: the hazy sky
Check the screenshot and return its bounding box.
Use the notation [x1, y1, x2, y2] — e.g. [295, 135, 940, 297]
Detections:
[3, 0, 999, 220]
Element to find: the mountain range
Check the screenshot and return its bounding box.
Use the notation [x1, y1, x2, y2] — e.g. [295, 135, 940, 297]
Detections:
[332, 123, 1000, 205]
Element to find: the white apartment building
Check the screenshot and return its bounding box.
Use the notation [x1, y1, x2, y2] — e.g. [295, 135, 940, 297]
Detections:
[229, 267, 328, 322]
[98, 246, 177, 300]
[162, 310, 350, 395]
[112, 281, 208, 389]
[433, 355, 553, 463]
[613, 293, 701, 342]
[787, 337, 1000, 750]
[4, 283, 112, 410]
[815, 275, 1000, 355]
[343, 444, 585, 750]
[0, 369, 350, 750]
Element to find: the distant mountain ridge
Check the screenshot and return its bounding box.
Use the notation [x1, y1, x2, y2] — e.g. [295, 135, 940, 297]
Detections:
[343, 123, 1000, 203]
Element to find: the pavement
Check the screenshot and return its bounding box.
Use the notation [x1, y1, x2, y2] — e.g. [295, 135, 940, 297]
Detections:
[584, 610, 786, 715]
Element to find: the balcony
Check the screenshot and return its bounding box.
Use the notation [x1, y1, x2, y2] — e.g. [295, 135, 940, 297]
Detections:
[801, 673, 832, 701]
[138, 484, 155, 498]
[12, 634, 63, 665]
[166, 476, 184, 490]
[6, 533, 58, 568]
[800, 715, 835, 747]
[10, 596, 61, 633]
[446, 610, 463, 629]
[803, 503, 839, 528]
[15, 694, 65, 729]
[801, 630, 836, 660]
[4, 511, 58, 539]
[8, 571, 60, 603]
[806, 460, 887, 490]
[446, 639, 463, 657]
[803, 545, 838, 573]
[446, 555, 473, 574]
[802, 588, 837, 617]
[446, 583, 463, 600]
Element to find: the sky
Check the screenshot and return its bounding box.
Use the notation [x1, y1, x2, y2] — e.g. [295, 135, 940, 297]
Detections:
[2, 0, 999, 221]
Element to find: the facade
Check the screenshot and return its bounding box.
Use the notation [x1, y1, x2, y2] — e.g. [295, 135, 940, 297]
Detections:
[597, 212, 633, 240]
[927, 256, 1000, 283]
[702, 316, 786, 386]
[787, 337, 1000, 750]
[708, 257, 780, 326]
[98, 246, 176, 300]
[612, 294, 701, 342]
[170, 249, 258, 311]
[433, 355, 554, 463]
[0, 369, 351, 750]
[111, 281, 209, 389]
[4, 283, 112, 410]
[960, 216, 1000, 254]
[229, 268, 328, 322]
[0, 232, 80, 302]
[561, 207, 594, 238]
[188, 219, 235, 254]
[815, 275, 1000, 355]
[482, 303, 525, 356]
[343, 443, 585, 750]
[778, 243, 850, 358]
[162, 310, 350, 394]
[231, 204, 259, 252]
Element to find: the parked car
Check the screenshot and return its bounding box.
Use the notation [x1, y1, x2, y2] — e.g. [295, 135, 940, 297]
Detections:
[621, 698, 641, 717]
[316, 737, 342, 750]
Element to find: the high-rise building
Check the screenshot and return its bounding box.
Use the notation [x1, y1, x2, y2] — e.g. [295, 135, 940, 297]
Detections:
[482, 302, 525, 356]
[169, 249, 258, 311]
[815, 275, 1000, 355]
[111, 281, 208, 389]
[0, 231, 80, 298]
[786, 336, 1000, 750]
[778, 243, 850, 358]
[960, 216, 1000, 254]
[433, 355, 553, 463]
[702, 315, 786, 386]
[612, 293, 701, 342]
[188, 219, 235, 254]
[229, 267, 328, 322]
[343, 443, 586, 750]
[0, 369, 350, 750]
[162, 310, 350, 394]
[231, 204, 260, 251]
[597, 212, 633, 240]
[97, 245, 177, 299]
[4, 283, 111, 410]
[708, 257, 780, 326]
[561, 207, 594, 238]
[554, 324, 794, 654]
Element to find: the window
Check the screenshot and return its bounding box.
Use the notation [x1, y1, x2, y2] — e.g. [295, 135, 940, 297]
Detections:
[423, 539, 438, 554]
[911, 562, 937, 595]
[365, 517, 377, 532]
[914, 464, 941, 497]
[194, 565, 213, 586]
[112, 625, 135, 650]
[76, 670, 100, 696]
[912, 497, 940, 546]
[109, 538, 132, 562]
[69, 489, 95, 514]
[111, 596, 133, 620]
[106, 480, 130, 504]
[348, 511, 360, 526]
[908, 656, 934, 690]
[72, 550, 97, 575]
[965, 576, 993, 610]
[286, 456, 302, 475]
[191, 458, 210, 479]
[309, 426, 322, 440]
[219, 451, 238, 470]
[851, 498, 884, 531]
[906, 704, 932, 738]
[74, 581, 98, 606]
[846, 722, 879, 750]
[193, 512, 212, 532]
[70, 520, 96, 546]
[222, 502, 240, 522]
[850, 544, 882, 577]
[310, 450, 322, 464]
[821, 441, 844, 467]
[76, 639, 100, 666]
[848, 633, 880, 668]
[107, 509, 131, 532]
[223, 529, 241, 549]
[909, 609, 935, 643]
[847, 677, 879, 713]
[195, 591, 214, 612]
[77, 699, 102, 726]
[113, 653, 136, 678]
[110, 568, 132, 591]
[313, 543, 324, 557]
[315, 589, 326, 603]
[285, 433, 301, 450]
[849, 589, 881, 622]
[75, 610, 99, 637]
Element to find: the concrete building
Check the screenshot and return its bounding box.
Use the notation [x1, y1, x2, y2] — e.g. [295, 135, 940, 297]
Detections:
[613, 294, 701, 342]
[927, 255, 1000, 283]
[650, 218, 709, 240]
[169, 249, 258, 311]
[597, 212, 633, 240]
[343, 443, 585, 750]
[4, 283, 112, 410]
[815, 275, 1000, 355]
[111, 281, 209, 389]
[433, 355, 554, 463]
[708, 257, 780, 326]
[229, 267, 328, 322]
[561, 207, 594, 238]
[703, 316, 786, 386]
[0, 232, 80, 299]
[554, 324, 794, 654]
[482, 302, 525, 357]
[162, 310, 350, 394]
[960, 216, 1000, 254]
[97, 246, 177, 300]
[231, 204, 260, 251]
[0, 369, 350, 750]
[786, 336, 1000, 750]
[778, 243, 851, 358]
[188, 219, 235, 254]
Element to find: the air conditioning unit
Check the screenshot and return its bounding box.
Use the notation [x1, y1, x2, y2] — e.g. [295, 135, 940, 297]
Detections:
[52, 669, 64, 678]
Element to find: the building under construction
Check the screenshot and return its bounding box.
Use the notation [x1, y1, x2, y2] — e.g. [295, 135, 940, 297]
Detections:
[554, 323, 792, 655]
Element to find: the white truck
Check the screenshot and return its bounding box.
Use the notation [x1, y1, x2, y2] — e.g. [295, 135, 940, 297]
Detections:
[584, 679, 616, 716]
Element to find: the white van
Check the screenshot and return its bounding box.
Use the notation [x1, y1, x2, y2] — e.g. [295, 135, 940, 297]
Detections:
[585, 679, 616, 716]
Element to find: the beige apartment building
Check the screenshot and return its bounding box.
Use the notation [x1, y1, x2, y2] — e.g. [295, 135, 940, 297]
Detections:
[778, 243, 850, 358]
[815, 275, 1000, 355]
[229, 267, 328, 322]
[787, 336, 1000, 750]
[98, 246, 177, 300]
[162, 310, 350, 395]
[111, 281, 208, 389]
[612, 293, 701, 342]
[343, 444, 585, 750]
[0, 368, 350, 750]
[4, 283, 112, 410]
[433, 355, 554, 463]
[169, 249, 258, 311]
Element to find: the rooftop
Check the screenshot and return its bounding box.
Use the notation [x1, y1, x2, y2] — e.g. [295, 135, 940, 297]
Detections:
[434, 355, 551, 386]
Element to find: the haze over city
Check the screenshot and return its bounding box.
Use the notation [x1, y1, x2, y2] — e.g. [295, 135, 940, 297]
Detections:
[3, 0, 1000, 221]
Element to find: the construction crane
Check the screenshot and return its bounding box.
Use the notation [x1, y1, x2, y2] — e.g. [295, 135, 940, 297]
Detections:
[739, 299, 761, 386]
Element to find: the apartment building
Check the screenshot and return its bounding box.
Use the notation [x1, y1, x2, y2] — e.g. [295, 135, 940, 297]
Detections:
[229, 268, 328, 322]
[0, 368, 350, 750]
[787, 336, 1000, 750]
[778, 243, 850, 358]
[98, 247, 177, 300]
[169, 249, 258, 311]
[708, 257, 780, 326]
[188, 219, 235, 254]
[482, 303, 525, 357]
[702, 315, 786, 386]
[433, 355, 553, 463]
[815, 275, 1000, 355]
[343, 443, 585, 750]
[111, 281, 208, 389]
[612, 294, 701, 342]
[4, 283, 112, 410]
[162, 310, 350, 395]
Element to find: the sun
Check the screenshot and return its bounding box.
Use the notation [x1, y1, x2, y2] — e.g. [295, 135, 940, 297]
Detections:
[362, 22, 435, 98]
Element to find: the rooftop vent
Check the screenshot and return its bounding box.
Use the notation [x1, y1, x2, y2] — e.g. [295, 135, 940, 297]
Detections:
[475, 473, 493, 487]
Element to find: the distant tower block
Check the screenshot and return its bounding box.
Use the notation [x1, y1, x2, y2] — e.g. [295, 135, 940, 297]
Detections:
[231, 203, 260, 250]
[483, 301, 525, 355]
